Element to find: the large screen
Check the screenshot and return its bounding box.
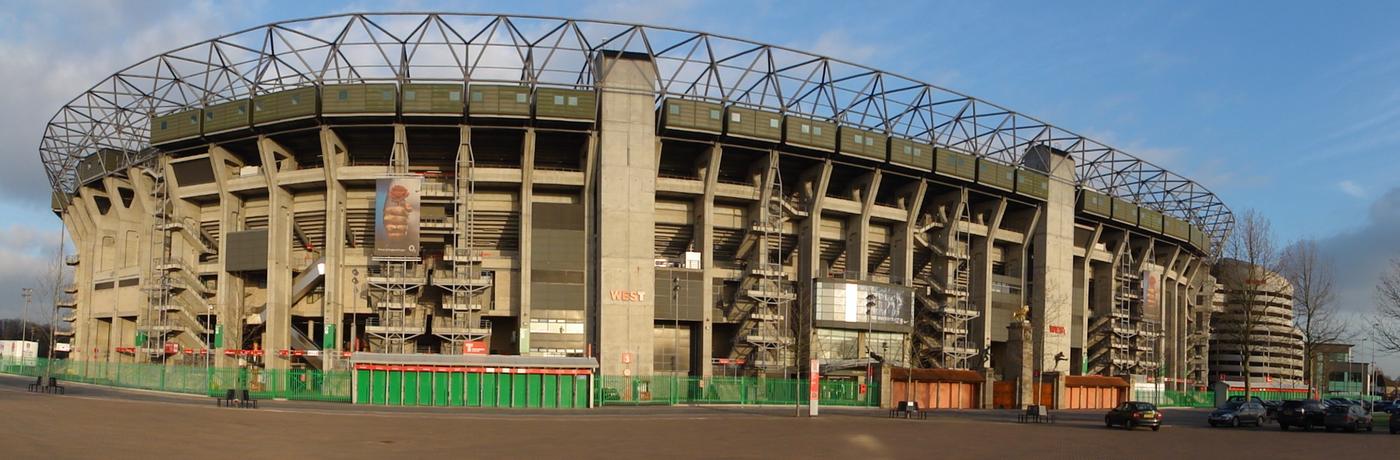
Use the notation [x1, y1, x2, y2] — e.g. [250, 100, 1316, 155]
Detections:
[373, 177, 422, 259]
[813, 279, 914, 326]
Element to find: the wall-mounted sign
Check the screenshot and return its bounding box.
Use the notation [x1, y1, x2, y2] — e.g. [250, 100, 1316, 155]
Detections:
[463, 340, 488, 355]
[373, 177, 421, 259]
[1048, 325, 1066, 335]
[609, 290, 648, 302]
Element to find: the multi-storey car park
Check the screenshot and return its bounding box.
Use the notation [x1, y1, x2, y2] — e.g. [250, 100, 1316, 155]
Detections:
[39, 13, 1234, 408]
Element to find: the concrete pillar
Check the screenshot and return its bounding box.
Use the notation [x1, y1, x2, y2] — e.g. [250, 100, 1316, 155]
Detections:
[797, 162, 831, 363]
[1006, 320, 1034, 409]
[519, 128, 536, 355]
[695, 144, 721, 378]
[209, 146, 246, 367]
[1027, 147, 1076, 374]
[890, 181, 927, 286]
[321, 128, 349, 366]
[259, 137, 295, 370]
[969, 198, 1006, 371]
[845, 171, 880, 280]
[593, 51, 658, 378]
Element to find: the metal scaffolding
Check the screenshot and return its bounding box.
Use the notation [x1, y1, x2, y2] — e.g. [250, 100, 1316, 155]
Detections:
[916, 197, 978, 369]
[731, 159, 794, 375]
[432, 130, 492, 353]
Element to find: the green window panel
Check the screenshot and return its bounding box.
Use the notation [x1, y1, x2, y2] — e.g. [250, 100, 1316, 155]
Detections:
[1015, 169, 1050, 201]
[889, 137, 934, 171]
[783, 115, 837, 152]
[661, 98, 723, 134]
[402, 371, 417, 406]
[977, 159, 1015, 191]
[417, 371, 433, 406]
[201, 99, 250, 134]
[496, 373, 513, 407]
[559, 375, 575, 408]
[934, 148, 976, 181]
[512, 373, 528, 408]
[149, 109, 202, 145]
[322, 83, 397, 115]
[1079, 190, 1112, 218]
[252, 87, 318, 125]
[725, 106, 782, 142]
[536, 87, 597, 121]
[1140, 208, 1164, 233]
[356, 369, 372, 404]
[838, 126, 887, 161]
[401, 83, 465, 115]
[1111, 197, 1140, 225]
[433, 371, 449, 406]
[480, 373, 497, 407]
[468, 85, 532, 118]
[386, 370, 402, 405]
[543, 375, 559, 408]
[450, 372, 466, 406]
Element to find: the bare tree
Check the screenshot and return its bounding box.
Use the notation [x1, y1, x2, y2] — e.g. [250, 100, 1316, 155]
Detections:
[1280, 239, 1350, 391]
[1373, 258, 1400, 353]
[1211, 209, 1281, 398]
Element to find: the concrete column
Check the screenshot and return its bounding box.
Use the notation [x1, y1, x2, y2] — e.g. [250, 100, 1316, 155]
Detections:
[797, 162, 831, 364]
[1006, 320, 1034, 409]
[321, 127, 349, 365]
[969, 198, 1006, 371]
[845, 172, 880, 280]
[593, 51, 658, 378]
[1027, 148, 1075, 374]
[695, 144, 721, 378]
[209, 146, 246, 367]
[890, 181, 927, 286]
[519, 128, 536, 355]
[1076, 224, 1103, 374]
[259, 137, 294, 370]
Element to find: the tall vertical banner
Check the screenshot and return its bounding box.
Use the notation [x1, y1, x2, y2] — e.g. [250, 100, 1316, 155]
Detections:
[374, 177, 422, 259]
[809, 358, 820, 416]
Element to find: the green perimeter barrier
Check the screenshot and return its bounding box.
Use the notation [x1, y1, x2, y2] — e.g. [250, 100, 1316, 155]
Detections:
[0, 358, 351, 402]
[595, 375, 880, 407]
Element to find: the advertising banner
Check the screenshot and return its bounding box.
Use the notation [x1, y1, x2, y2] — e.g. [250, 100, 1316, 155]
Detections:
[374, 177, 422, 259]
[814, 279, 914, 326]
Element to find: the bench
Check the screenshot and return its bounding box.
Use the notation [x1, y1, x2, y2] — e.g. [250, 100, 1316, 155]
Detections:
[27, 376, 44, 392]
[216, 389, 238, 407]
[889, 401, 927, 420]
[239, 389, 258, 409]
[43, 377, 65, 395]
[1017, 405, 1055, 424]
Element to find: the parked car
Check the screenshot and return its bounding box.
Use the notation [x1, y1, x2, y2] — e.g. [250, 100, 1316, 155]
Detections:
[1226, 395, 1265, 405]
[1372, 400, 1395, 413]
[1390, 407, 1400, 434]
[1262, 400, 1282, 421]
[1277, 399, 1328, 431]
[1209, 401, 1268, 427]
[1105, 401, 1162, 431]
[1326, 397, 1352, 408]
[1324, 404, 1373, 432]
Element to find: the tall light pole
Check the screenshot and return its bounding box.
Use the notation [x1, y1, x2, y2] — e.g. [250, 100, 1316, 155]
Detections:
[21, 288, 33, 345]
[671, 275, 679, 404]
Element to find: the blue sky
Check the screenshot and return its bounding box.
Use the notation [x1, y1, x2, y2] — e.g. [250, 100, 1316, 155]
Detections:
[0, 1, 1396, 368]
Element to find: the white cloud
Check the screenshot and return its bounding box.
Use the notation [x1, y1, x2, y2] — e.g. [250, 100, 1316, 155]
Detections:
[1338, 180, 1367, 199]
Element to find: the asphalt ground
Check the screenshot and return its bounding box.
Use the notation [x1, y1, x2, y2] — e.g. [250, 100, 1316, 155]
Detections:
[1, 374, 1395, 459]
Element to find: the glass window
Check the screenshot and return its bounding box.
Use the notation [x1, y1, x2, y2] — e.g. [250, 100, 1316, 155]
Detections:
[813, 126, 822, 136]
[801, 124, 810, 134]
[448, 90, 461, 101]
[669, 104, 680, 114]
[731, 112, 742, 122]
[336, 90, 348, 101]
[381, 90, 393, 100]
[205, 112, 214, 121]
[160, 121, 167, 130]
[515, 92, 527, 103]
[902, 145, 911, 154]
[404, 90, 416, 101]
[568, 96, 579, 106]
[189, 115, 197, 125]
[471, 91, 483, 102]
[237, 105, 246, 114]
[865, 137, 874, 146]
[768, 118, 779, 128]
[709, 109, 721, 119]
[254, 102, 263, 112]
[913, 148, 923, 157]
[290, 95, 300, 105]
[853, 134, 863, 144]
[554, 95, 565, 105]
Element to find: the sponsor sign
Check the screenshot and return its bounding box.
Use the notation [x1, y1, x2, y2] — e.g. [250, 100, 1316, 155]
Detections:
[809, 359, 820, 416]
[373, 177, 422, 259]
[1048, 325, 1066, 335]
[608, 290, 648, 302]
[463, 340, 488, 355]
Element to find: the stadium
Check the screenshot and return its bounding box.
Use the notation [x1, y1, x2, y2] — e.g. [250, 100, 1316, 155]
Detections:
[38, 13, 1233, 408]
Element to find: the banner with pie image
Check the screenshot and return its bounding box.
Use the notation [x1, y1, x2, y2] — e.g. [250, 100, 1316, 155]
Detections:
[373, 177, 421, 259]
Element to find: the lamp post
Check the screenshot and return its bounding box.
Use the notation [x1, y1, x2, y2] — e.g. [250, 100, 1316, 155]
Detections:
[21, 288, 32, 345]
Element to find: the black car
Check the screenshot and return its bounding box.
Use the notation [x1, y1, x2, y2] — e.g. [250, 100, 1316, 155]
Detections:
[1209, 401, 1268, 427]
[1105, 401, 1162, 431]
[1261, 400, 1282, 420]
[1277, 399, 1328, 431]
[1324, 404, 1373, 432]
[1391, 407, 1400, 434]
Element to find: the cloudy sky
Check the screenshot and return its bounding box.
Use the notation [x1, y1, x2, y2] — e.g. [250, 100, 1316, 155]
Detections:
[1, 1, 1396, 369]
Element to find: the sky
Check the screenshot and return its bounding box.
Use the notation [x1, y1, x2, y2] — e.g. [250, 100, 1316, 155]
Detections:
[0, 1, 1396, 371]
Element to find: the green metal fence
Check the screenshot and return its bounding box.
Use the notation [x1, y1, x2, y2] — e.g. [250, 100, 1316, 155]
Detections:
[0, 358, 351, 402]
[595, 375, 880, 407]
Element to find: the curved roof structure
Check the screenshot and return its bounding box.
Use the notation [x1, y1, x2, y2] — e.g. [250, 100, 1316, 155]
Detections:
[37, 12, 1233, 250]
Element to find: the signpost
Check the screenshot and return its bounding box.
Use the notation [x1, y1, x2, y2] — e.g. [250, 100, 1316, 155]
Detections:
[809, 358, 820, 416]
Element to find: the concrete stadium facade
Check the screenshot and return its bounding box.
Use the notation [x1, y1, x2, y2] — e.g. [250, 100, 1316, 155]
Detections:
[40, 14, 1232, 393]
